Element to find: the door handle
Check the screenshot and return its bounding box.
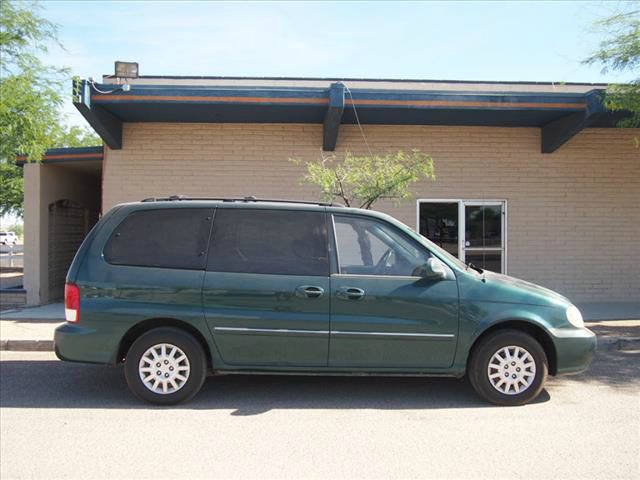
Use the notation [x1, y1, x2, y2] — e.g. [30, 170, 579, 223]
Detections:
[336, 286, 365, 300]
[295, 285, 325, 299]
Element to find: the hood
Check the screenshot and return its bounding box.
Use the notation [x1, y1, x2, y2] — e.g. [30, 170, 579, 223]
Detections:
[480, 270, 571, 307]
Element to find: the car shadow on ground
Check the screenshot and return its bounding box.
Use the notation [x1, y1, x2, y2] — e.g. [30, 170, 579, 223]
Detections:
[2, 350, 636, 414]
[0, 356, 556, 413]
[556, 349, 640, 391]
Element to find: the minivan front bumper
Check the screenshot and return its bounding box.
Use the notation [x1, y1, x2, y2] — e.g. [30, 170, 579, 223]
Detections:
[54, 323, 118, 364]
[550, 327, 597, 375]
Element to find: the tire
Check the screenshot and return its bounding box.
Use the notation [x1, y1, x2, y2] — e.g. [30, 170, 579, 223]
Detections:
[468, 329, 548, 406]
[124, 327, 207, 405]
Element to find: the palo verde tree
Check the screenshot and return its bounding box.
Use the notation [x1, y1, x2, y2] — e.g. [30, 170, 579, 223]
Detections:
[584, 6, 640, 129]
[0, 1, 99, 217]
[292, 149, 435, 209]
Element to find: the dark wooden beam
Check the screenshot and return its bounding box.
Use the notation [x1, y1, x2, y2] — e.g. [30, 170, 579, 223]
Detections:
[541, 90, 606, 154]
[72, 79, 123, 149]
[323, 82, 345, 151]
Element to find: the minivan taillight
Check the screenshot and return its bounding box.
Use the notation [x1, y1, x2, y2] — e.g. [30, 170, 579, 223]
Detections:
[65, 283, 80, 323]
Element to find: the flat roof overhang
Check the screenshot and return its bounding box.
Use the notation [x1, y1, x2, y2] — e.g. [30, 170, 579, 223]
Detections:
[16, 146, 104, 164]
[73, 80, 629, 153]
[16, 146, 104, 176]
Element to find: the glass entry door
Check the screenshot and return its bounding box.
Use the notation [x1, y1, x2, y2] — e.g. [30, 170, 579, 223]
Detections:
[418, 200, 506, 273]
[463, 202, 505, 273]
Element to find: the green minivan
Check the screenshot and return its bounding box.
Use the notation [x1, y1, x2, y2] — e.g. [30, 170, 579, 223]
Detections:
[55, 197, 596, 406]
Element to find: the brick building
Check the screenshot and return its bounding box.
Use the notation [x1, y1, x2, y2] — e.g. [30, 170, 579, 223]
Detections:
[19, 71, 639, 308]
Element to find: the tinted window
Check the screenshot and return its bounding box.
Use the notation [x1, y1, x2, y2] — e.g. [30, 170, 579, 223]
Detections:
[208, 209, 329, 276]
[419, 202, 459, 258]
[334, 215, 430, 276]
[465, 205, 502, 248]
[104, 208, 213, 269]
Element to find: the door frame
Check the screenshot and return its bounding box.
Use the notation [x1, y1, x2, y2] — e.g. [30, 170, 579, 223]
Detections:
[415, 199, 508, 274]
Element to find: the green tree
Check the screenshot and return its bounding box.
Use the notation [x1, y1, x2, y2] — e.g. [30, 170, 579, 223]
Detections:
[0, 0, 66, 161]
[292, 150, 435, 209]
[0, 162, 23, 216]
[0, 1, 100, 216]
[54, 125, 101, 148]
[585, 7, 640, 128]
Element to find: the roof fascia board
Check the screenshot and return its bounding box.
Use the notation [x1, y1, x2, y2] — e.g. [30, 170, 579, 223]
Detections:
[101, 73, 607, 88]
[73, 79, 123, 149]
[16, 146, 104, 166]
[90, 84, 589, 111]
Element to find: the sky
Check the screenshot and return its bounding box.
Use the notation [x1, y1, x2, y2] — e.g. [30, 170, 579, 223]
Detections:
[38, 0, 637, 128]
[2, 0, 635, 227]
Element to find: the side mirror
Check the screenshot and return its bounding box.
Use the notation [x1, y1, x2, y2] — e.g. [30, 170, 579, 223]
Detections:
[416, 258, 447, 280]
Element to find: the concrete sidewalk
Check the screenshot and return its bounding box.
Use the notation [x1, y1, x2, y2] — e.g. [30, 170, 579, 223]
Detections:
[1, 302, 639, 352]
[0, 319, 61, 351]
[1, 302, 63, 320]
[0, 303, 64, 351]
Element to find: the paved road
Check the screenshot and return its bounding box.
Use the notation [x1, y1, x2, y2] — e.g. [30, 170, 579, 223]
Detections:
[1, 349, 639, 480]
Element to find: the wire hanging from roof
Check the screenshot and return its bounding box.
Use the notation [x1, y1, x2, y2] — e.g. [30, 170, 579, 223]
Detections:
[343, 83, 374, 157]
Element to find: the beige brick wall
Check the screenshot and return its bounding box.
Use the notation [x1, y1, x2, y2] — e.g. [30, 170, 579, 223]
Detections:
[103, 123, 640, 302]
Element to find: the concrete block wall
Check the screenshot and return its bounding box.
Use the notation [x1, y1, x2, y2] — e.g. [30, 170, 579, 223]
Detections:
[103, 123, 640, 303]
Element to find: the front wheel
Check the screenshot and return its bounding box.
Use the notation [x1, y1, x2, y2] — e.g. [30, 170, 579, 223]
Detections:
[124, 327, 207, 405]
[468, 329, 548, 406]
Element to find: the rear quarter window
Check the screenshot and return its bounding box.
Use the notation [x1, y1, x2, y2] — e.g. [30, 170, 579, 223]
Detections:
[104, 208, 213, 270]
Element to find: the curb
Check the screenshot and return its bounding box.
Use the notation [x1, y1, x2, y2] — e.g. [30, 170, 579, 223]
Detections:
[1, 336, 639, 353]
[0, 339, 54, 352]
[0, 317, 64, 322]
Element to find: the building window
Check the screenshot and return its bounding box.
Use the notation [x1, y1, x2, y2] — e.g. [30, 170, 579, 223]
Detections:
[417, 200, 507, 273]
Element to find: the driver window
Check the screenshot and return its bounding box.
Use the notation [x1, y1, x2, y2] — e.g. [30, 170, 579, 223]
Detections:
[333, 215, 430, 276]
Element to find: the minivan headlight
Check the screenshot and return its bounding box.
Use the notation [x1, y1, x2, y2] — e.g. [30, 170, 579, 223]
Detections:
[566, 305, 584, 328]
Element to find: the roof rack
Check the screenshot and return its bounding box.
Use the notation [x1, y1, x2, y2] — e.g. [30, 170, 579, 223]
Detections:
[140, 195, 344, 207]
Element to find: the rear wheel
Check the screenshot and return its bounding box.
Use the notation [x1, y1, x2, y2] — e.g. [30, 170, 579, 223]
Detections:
[124, 327, 207, 405]
[468, 329, 548, 406]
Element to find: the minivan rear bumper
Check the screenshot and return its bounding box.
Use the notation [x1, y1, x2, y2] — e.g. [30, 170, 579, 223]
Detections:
[551, 327, 597, 375]
[54, 323, 117, 364]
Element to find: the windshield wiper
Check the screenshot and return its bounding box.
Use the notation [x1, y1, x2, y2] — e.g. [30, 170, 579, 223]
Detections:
[466, 262, 484, 274]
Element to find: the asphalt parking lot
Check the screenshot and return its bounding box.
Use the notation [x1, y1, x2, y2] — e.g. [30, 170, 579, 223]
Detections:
[1, 348, 638, 480]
